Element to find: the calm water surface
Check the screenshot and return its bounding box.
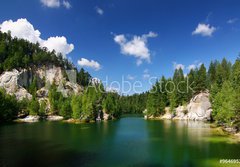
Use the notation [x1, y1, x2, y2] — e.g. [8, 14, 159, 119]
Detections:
[0, 117, 239, 167]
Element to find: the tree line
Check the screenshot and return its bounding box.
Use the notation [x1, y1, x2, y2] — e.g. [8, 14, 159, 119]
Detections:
[145, 57, 240, 127]
[0, 31, 121, 122]
[0, 30, 239, 127]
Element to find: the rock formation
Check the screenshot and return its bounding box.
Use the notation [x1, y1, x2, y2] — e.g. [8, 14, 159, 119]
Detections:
[146, 92, 212, 121]
[0, 65, 84, 121]
[174, 92, 212, 121]
[0, 69, 32, 100]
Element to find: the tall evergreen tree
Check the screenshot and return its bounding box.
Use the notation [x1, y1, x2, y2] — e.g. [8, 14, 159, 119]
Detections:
[195, 64, 207, 92]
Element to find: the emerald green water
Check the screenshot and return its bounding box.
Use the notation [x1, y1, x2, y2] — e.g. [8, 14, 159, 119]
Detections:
[0, 117, 239, 167]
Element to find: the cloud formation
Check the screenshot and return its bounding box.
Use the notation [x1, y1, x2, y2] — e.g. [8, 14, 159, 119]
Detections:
[41, 0, 71, 9]
[0, 18, 74, 57]
[42, 36, 74, 55]
[77, 58, 101, 71]
[227, 18, 238, 24]
[192, 23, 216, 37]
[114, 32, 157, 66]
[95, 6, 104, 15]
[187, 64, 196, 70]
[173, 62, 185, 70]
[143, 69, 150, 79]
[127, 74, 135, 80]
[187, 61, 202, 70]
[41, 0, 60, 8]
[63, 0, 71, 9]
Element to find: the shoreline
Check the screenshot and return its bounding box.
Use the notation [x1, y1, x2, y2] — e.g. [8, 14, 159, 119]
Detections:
[145, 116, 240, 141]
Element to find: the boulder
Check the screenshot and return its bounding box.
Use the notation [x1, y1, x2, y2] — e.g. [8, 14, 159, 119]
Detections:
[0, 70, 32, 100]
[161, 107, 172, 119]
[18, 115, 40, 123]
[36, 87, 48, 98]
[174, 106, 188, 120]
[58, 81, 83, 97]
[47, 115, 64, 121]
[187, 92, 212, 121]
[15, 88, 32, 101]
[159, 92, 212, 121]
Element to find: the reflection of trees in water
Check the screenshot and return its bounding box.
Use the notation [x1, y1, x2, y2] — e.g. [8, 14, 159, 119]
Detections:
[145, 120, 240, 167]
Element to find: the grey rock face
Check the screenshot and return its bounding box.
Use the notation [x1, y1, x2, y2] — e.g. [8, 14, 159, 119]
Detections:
[187, 92, 212, 121]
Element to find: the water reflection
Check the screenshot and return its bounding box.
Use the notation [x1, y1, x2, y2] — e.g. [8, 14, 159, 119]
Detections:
[0, 118, 240, 167]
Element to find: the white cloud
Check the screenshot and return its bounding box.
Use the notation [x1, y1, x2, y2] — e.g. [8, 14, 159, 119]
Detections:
[127, 74, 135, 80]
[187, 64, 196, 70]
[136, 59, 143, 66]
[95, 6, 104, 15]
[227, 18, 238, 24]
[187, 61, 202, 71]
[114, 31, 157, 65]
[42, 36, 74, 56]
[63, 0, 71, 9]
[0, 18, 74, 57]
[0, 18, 41, 43]
[114, 34, 126, 44]
[143, 69, 150, 79]
[192, 23, 216, 37]
[77, 58, 101, 71]
[173, 62, 185, 70]
[143, 74, 150, 79]
[41, 0, 60, 8]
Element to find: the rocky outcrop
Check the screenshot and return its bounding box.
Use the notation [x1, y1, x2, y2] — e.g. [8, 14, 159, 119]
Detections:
[18, 115, 40, 123]
[47, 115, 64, 121]
[0, 66, 83, 101]
[58, 81, 83, 97]
[146, 92, 213, 121]
[174, 106, 188, 120]
[36, 87, 49, 98]
[160, 107, 172, 120]
[0, 70, 32, 100]
[173, 92, 212, 121]
[187, 92, 212, 121]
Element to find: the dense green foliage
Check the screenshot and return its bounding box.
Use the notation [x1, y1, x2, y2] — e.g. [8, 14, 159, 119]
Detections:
[0, 31, 119, 122]
[0, 89, 20, 122]
[145, 57, 240, 127]
[0, 31, 73, 73]
[0, 31, 239, 127]
[118, 93, 148, 114]
[211, 58, 240, 126]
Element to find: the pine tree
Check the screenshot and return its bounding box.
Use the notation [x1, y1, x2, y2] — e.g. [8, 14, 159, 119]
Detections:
[29, 76, 38, 96]
[71, 95, 82, 119]
[221, 58, 232, 81]
[60, 99, 72, 119]
[231, 59, 240, 123]
[207, 61, 217, 87]
[196, 64, 207, 92]
[212, 81, 235, 125]
[187, 69, 196, 100]
[28, 97, 40, 116]
[39, 101, 46, 116]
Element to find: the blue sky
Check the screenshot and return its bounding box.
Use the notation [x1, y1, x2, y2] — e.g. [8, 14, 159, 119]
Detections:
[0, 0, 240, 94]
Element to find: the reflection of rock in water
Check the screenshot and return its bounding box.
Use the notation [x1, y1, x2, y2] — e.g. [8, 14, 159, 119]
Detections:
[174, 120, 211, 145]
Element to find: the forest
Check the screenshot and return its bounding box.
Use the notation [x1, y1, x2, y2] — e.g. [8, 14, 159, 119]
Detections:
[145, 58, 240, 127]
[0, 31, 122, 122]
[0, 31, 240, 128]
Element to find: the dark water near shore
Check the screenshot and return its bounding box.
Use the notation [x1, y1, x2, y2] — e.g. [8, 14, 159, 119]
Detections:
[0, 117, 239, 167]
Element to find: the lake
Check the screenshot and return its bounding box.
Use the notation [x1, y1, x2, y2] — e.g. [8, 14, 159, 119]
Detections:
[0, 117, 239, 167]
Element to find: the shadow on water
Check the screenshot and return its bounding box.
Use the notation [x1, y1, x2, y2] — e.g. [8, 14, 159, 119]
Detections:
[0, 138, 99, 167]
